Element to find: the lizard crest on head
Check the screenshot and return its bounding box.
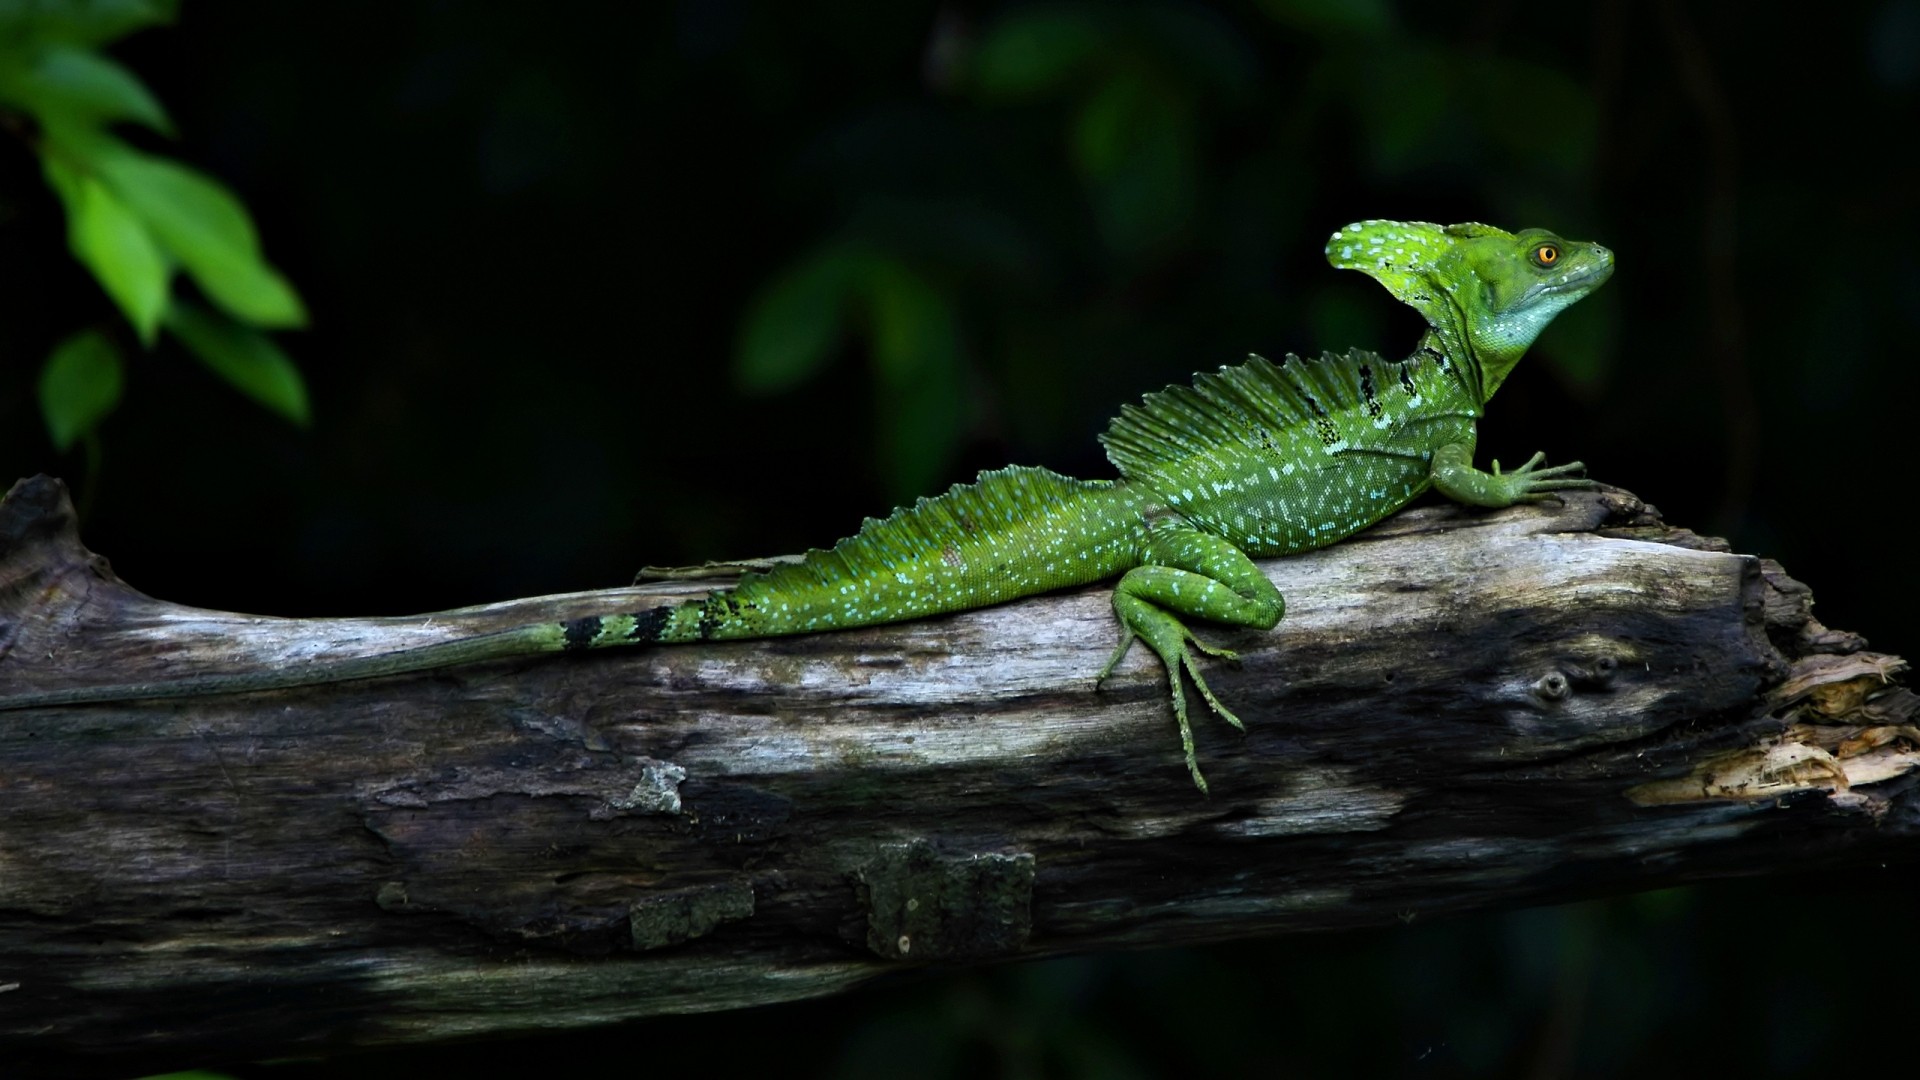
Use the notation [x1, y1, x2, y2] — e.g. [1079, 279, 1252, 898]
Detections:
[1325, 219, 1614, 401]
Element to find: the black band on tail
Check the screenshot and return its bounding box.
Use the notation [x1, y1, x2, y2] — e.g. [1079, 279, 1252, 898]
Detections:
[563, 606, 676, 651]
[627, 606, 672, 642]
[561, 616, 604, 651]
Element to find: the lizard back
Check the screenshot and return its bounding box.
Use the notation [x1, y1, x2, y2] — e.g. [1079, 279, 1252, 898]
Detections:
[1101, 348, 1478, 556]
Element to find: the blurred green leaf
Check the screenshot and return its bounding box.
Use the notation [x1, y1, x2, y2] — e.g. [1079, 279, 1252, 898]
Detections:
[37, 329, 123, 450]
[873, 358, 964, 501]
[876, 364, 964, 501]
[734, 246, 867, 392]
[866, 263, 959, 382]
[739, 247, 968, 497]
[1073, 75, 1195, 255]
[1072, 76, 1146, 174]
[867, 264, 965, 499]
[43, 154, 170, 343]
[93, 148, 307, 328]
[972, 4, 1255, 100]
[0, 0, 177, 48]
[163, 299, 310, 425]
[0, 43, 172, 131]
[969, 5, 1105, 99]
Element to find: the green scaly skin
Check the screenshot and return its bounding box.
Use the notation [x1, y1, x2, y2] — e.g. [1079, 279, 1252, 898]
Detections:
[0, 220, 1615, 791]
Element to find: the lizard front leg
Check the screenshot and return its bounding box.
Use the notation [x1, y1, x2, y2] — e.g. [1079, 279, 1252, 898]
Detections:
[1095, 525, 1285, 792]
[1429, 442, 1594, 508]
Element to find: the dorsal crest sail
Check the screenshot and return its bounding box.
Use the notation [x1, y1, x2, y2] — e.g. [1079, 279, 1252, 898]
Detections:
[738, 465, 1107, 594]
[643, 464, 1134, 642]
[1100, 349, 1389, 488]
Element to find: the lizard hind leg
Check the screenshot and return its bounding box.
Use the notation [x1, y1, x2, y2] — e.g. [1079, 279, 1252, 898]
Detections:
[1101, 528, 1287, 792]
[1108, 593, 1236, 793]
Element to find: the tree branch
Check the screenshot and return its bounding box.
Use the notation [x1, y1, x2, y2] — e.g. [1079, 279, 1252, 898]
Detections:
[0, 473, 1913, 1074]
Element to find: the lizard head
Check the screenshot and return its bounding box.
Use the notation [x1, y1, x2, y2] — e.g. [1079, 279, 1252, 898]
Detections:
[1326, 220, 1613, 400]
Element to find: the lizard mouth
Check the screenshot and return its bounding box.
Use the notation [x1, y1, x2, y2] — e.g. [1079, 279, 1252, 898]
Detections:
[1537, 246, 1615, 296]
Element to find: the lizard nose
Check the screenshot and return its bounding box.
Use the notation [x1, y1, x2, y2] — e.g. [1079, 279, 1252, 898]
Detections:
[1584, 244, 1616, 283]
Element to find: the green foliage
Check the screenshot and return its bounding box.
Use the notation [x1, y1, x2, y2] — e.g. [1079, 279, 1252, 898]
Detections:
[865, 263, 965, 497]
[36, 328, 122, 450]
[0, 0, 308, 460]
[0, 0, 176, 46]
[969, 6, 1105, 97]
[1070, 73, 1196, 254]
[163, 298, 309, 425]
[1, 38, 172, 131]
[730, 0, 1617, 504]
[94, 149, 308, 327]
[971, 3, 1253, 258]
[41, 153, 168, 341]
[736, 244, 967, 498]
[733, 0, 1620, 503]
[735, 245, 864, 393]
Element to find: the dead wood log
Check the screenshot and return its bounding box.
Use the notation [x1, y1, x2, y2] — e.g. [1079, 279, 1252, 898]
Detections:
[0, 473, 1914, 1073]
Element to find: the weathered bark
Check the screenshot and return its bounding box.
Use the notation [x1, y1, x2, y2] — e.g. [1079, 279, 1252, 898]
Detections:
[0, 473, 1914, 1074]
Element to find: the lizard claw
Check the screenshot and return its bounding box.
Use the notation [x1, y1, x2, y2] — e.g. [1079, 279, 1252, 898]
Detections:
[1094, 628, 1137, 688]
[1185, 634, 1240, 663]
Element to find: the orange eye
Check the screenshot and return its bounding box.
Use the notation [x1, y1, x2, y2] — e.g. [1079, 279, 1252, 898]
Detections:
[1533, 243, 1560, 266]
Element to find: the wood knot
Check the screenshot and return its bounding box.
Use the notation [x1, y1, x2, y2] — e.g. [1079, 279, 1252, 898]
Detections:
[1566, 655, 1620, 688]
[1534, 671, 1571, 702]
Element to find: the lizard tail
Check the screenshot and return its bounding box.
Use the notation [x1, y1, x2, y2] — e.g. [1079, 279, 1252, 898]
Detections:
[614, 465, 1139, 644]
[0, 466, 1138, 709]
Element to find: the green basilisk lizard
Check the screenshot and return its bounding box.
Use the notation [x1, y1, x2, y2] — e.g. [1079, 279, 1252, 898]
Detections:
[0, 220, 1615, 790]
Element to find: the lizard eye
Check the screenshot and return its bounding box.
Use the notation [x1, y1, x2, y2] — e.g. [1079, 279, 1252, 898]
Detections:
[1531, 243, 1560, 267]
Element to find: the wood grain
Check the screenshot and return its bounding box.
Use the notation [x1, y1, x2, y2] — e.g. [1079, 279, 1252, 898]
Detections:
[0, 473, 1913, 1074]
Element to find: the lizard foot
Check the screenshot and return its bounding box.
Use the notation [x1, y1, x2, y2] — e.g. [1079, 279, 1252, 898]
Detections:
[1109, 594, 1250, 793]
[1493, 451, 1597, 503]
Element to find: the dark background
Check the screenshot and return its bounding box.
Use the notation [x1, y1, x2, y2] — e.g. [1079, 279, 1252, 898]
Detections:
[3, 2, 1917, 1076]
